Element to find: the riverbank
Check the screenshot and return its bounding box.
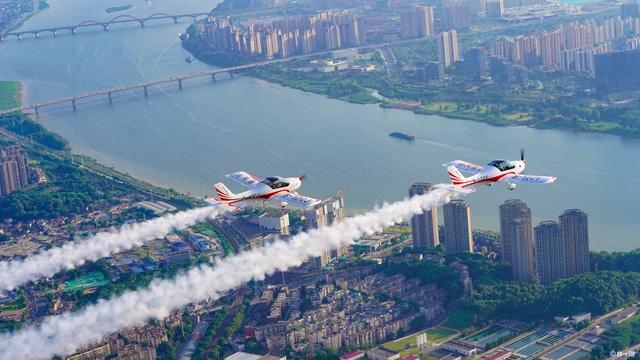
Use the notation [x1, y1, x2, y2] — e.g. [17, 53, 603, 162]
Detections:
[0, 81, 199, 208]
[181, 36, 640, 138]
[0, 81, 21, 110]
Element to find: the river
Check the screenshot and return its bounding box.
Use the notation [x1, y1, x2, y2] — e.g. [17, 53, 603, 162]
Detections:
[0, 0, 638, 251]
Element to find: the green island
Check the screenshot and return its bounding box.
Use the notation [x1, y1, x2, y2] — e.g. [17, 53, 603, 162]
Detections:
[105, 5, 133, 14]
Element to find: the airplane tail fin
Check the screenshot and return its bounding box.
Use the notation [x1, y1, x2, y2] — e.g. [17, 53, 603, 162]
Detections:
[447, 165, 469, 186]
[214, 182, 239, 202]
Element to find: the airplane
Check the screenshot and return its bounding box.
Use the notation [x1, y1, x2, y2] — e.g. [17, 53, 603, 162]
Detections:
[205, 171, 322, 208]
[444, 150, 556, 191]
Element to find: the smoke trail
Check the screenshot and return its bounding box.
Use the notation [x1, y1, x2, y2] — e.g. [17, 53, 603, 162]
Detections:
[0, 187, 458, 359]
[0, 206, 226, 291]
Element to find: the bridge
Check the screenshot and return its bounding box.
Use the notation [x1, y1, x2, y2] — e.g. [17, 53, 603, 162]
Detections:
[0, 36, 434, 117]
[0, 12, 211, 42]
[0, 57, 302, 117]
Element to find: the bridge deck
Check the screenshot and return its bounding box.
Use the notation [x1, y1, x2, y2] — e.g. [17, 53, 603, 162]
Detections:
[0, 12, 210, 40]
[0, 58, 292, 116]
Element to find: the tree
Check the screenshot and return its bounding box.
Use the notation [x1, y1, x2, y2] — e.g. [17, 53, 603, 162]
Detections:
[156, 342, 176, 360]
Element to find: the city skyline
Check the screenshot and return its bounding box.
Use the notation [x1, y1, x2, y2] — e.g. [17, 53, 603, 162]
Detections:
[1, 0, 638, 358]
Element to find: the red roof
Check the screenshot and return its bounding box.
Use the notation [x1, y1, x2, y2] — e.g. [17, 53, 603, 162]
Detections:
[482, 349, 512, 360]
[340, 350, 365, 360]
[398, 355, 420, 360]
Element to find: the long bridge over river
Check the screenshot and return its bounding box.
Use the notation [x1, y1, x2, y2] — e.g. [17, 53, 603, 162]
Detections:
[0, 37, 426, 117]
[0, 57, 302, 116]
[0, 12, 211, 42]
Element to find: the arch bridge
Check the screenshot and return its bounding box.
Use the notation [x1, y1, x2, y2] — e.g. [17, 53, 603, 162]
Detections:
[0, 12, 210, 42]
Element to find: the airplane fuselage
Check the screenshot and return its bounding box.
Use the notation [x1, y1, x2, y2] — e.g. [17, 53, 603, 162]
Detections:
[452, 160, 525, 188]
[220, 177, 302, 204]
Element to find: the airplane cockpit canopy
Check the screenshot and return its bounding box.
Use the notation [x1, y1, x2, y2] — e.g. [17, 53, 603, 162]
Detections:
[488, 160, 516, 171]
[263, 177, 290, 189]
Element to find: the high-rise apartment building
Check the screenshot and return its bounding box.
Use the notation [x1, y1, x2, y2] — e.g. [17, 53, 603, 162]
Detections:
[441, 0, 471, 30]
[464, 47, 488, 80]
[620, 1, 639, 19]
[443, 200, 473, 253]
[438, 30, 460, 68]
[409, 183, 439, 249]
[417, 6, 435, 37]
[559, 209, 590, 276]
[400, 6, 434, 38]
[204, 11, 363, 59]
[486, 0, 504, 18]
[499, 199, 536, 283]
[304, 193, 347, 268]
[534, 221, 567, 285]
[0, 145, 30, 196]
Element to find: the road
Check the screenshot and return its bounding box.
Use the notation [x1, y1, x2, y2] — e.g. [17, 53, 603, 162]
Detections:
[608, 344, 640, 360]
[176, 319, 212, 360]
[201, 286, 248, 359]
[538, 305, 639, 360]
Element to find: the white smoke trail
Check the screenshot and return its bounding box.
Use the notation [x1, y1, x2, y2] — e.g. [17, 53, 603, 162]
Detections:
[0, 187, 457, 359]
[0, 206, 226, 291]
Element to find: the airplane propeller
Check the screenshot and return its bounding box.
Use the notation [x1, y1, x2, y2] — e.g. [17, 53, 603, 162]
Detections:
[299, 174, 306, 181]
[520, 149, 526, 162]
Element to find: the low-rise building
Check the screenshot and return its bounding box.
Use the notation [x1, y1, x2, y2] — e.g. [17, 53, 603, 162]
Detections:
[367, 348, 400, 360]
[340, 350, 365, 360]
[481, 349, 512, 360]
[441, 339, 478, 356]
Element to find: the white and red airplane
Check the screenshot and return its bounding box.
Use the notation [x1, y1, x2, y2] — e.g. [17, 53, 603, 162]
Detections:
[444, 150, 556, 191]
[205, 171, 321, 208]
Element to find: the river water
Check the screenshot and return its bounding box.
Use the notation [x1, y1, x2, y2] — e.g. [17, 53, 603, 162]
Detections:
[0, 0, 638, 250]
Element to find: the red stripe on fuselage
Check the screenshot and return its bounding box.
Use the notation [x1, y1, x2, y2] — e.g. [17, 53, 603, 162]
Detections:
[457, 171, 516, 187]
[217, 189, 290, 204]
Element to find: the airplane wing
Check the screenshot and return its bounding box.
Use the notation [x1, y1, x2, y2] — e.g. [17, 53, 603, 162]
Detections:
[271, 192, 321, 208]
[443, 160, 483, 175]
[204, 198, 239, 211]
[508, 174, 557, 184]
[226, 171, 262, 189]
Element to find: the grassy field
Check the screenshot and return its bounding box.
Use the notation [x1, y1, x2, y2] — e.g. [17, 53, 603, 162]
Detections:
[383, 333, 423, 353]
[427, 328, 457, 342]
[382, 328, 457, 356]
[501, 112, 533, 122]
[443, 309, 475, 330]
[385, 225, 411, 234]
[0, 81, 20, 111]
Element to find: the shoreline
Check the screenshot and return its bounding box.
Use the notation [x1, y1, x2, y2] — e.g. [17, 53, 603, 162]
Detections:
[250, 71, 640, 139]
[249, 70, 640, 139]
[17, 81, 24, 107]
[181, 38, 639, 139]
[1, 1, 48, 35]
[0, 80, 200, 207]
